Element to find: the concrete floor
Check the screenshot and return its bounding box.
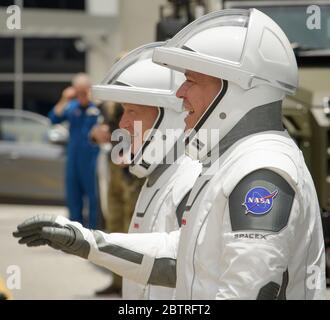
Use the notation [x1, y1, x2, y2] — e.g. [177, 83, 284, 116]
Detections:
[1, 204, 329, 300]
[0, 204, 116, 300]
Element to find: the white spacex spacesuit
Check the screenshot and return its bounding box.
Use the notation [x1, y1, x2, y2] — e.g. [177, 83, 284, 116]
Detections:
[89, 8, 326, 299]
[148, 8, 326, 299]
[90, 43, 202, 300]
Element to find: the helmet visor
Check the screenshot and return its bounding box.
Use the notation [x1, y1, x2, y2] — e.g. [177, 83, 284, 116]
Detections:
[93, 42, 184, 112]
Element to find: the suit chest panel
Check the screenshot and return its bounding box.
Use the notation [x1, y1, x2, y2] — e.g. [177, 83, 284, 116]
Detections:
[130, 183, 173, 233]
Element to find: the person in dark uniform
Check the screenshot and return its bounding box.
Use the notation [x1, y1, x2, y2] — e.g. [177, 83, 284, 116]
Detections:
[48, 73, 100, 229]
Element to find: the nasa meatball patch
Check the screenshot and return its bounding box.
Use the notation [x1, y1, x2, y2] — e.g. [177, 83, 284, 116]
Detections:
[229, 169, 295, 232]
[243, 187, 278, 216]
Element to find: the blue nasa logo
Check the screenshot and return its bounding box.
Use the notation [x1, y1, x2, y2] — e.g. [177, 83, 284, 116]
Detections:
[242, 187, 278, 216]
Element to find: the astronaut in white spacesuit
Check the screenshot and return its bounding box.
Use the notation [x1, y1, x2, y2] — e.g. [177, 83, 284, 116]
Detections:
[13, 43, 201, 300]
[147, 8, 325, 300]
[14, 9, 326, 300]
[151, 8, 326, 299]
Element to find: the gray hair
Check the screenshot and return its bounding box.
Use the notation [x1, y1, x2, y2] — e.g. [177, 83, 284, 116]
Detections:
[72, 73, 91, 87]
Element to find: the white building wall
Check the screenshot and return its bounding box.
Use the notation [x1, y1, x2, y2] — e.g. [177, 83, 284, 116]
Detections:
[86, 0, 121, 84]
[119, 0, 167, 51]
[86, 0, 168, 84]
[87, 0, 119, 16]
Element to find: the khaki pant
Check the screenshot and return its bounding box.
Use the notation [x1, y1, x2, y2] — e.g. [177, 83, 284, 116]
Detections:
[105, 161, 144, 288]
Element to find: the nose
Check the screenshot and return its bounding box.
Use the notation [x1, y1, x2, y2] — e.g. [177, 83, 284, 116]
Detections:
[176, 81, 189, 99]
[119, 113, 130, 130]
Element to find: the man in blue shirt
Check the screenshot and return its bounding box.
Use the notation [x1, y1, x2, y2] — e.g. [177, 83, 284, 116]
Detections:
[48, 73, 100, 229]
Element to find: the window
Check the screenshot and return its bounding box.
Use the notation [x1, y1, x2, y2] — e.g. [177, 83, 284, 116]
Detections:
[23, 82, 70, 116]
[1, 8, 87, 115]
[0, 38, 14, 73]
[23, 0, 85, 10]
[24, 38, 86, 74]
[0, 82, 14, 109]
[0, 1, 14, 7]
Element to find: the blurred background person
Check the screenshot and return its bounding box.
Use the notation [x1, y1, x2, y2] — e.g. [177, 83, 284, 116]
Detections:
[48, 73, 101, 229]
[90, 101, 144, 296]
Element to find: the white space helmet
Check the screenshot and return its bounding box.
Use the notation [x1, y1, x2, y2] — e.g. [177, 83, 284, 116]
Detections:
[92, 42, 186, 178]
[153, 8, 298, 160]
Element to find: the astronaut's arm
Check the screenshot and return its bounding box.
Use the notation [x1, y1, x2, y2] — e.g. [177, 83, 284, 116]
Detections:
[90, 230, 180, 287]
[49, 87, 77, 123]
[215, 169, 296, 300]
[13, 215, 179, 287]
[48, 104, 70, 124]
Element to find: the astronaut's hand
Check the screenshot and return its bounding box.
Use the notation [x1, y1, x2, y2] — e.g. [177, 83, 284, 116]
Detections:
[13, 215, 90, 259]
[62, 86, 77, 101]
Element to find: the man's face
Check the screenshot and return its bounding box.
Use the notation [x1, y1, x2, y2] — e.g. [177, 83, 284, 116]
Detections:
[176, 71, 222, 130]
[119, 103, 159, 155]
[74, 83, 90, 106]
